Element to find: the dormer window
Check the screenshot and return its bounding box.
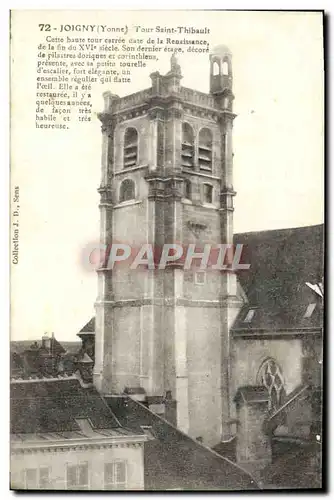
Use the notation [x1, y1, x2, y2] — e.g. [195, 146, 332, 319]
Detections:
[181, 123, 194, 168]
[243, 309, 255, 323]
[123, 127, 138, 168]
[203, 183, 213, 204]
[198, 128, 213, 170]
[119, 179, 135, 203]
[304, 303, 317, 318]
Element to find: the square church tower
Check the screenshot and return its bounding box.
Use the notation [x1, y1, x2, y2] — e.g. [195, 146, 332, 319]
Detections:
[95, 46, 240, 446]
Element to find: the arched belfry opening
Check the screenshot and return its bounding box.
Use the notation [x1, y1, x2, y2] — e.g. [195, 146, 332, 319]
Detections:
[210, 45, 233, 96]
[222, 61, 229, 76]
[213, 61, 220, 76]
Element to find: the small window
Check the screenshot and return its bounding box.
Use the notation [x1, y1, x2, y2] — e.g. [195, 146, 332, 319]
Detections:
[119, 179, 135, 203]
[21, 467, 51, 489]
[23, 468, 37, 489]
[203, 184, 213, 204]
[104, 462, 127, 490]
[213, 61, 220, 76]
[184, 179, 191, 200]
[304, 303, 316, 318]
[66, 463, 89, 490]
[243, 309, 255, 323]
[222, 61, 229, 76]
[123, 127, 138, 168]
[75, 418, 94, 435]
[195, 271, 206, 285]
[39, 467, 50, 489]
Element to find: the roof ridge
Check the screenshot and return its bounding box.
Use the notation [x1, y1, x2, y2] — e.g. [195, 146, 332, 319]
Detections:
[234, 223, 324, 237]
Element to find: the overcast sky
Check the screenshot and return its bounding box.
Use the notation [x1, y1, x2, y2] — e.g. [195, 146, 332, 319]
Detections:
[11, 11, 324, 341]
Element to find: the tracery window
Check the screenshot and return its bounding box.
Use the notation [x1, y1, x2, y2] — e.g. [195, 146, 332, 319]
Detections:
[257, 358, 285, 411]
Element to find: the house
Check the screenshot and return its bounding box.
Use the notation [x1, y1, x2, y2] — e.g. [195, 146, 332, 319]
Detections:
[10, 374, 148, 490]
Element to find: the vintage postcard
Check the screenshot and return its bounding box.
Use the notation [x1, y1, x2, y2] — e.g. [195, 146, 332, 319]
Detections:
[10, 10, 324, 491]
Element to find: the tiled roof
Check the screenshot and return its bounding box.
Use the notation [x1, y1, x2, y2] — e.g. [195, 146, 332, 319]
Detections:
[10, 340, 80, 354]
[233, 224, 324, 332]
[10, 377, 121, 434]
[263, 440, 322, 488]
[79, 317, 95, 333]
[106, 395, 259, 491]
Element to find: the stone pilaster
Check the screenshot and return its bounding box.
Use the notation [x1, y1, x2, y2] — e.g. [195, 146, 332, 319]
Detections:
[94, 106, 117, 393]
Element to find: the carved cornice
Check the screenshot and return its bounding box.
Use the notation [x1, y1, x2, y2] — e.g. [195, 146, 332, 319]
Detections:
[145, 173, 188, 200]
[148, 106, 166, 121]
[93, 296, 246, 309]
[166, 107, 184, 121]
[218, 110, 237, 125]
[114, 105, 149, 123]
[219, 189, 236, 212]
[11, 440, 146, 455]
[98, 185, 113, 205]
[183, 104, 219, 122]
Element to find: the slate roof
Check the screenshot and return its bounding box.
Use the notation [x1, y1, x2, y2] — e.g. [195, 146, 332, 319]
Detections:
[233, 224, 324, 332]
[79, 317, 95, 333]
[10, 377, 122, 434]
[106, 395, 259, 491]
[263, 440, 322, 489]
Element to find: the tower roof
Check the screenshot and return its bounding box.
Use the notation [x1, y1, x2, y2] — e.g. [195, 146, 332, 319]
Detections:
[79, 317, 95, 334]
[211, 44, 232, 56]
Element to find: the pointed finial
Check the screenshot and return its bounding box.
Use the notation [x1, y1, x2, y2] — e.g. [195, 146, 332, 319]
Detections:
[170, 51, 181, 75]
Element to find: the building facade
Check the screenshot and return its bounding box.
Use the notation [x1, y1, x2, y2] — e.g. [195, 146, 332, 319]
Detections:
[93, 46, 323, 485]
[95, 46, 239, 447]
[10, 375, 147, 490]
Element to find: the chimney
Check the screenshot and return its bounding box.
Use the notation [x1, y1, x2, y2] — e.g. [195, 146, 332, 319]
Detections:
[42, 333, 51, 352]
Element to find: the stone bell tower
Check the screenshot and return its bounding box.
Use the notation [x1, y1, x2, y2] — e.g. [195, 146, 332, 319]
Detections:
[95, 46, 239, 447]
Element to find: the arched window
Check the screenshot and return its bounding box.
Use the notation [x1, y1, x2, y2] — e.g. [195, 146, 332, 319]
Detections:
[203, 183, 213, 204]
[222, 60, 229, 76]
[184, 179, 191, 200]
[119, 179, 135, 203]
[181, 123, 194, 168]
[157, 121, 164, 167]
[213, 61, 220, 76]
[257, 358, 285, 411]
[198, 128, 213, 170]
[123, 128, 138, 168]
